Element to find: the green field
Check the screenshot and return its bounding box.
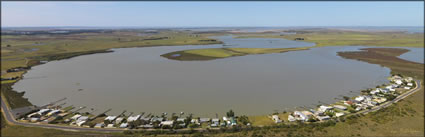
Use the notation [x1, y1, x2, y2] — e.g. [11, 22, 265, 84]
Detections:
[236, 30, 424, 47]
[161, 47, 310, 61]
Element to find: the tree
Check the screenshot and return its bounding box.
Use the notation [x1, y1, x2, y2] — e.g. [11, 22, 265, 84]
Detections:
[6, 44, 11, 47]
[238, 115, 250, 125]
[188, 123, 198, 128]
[343, 96, 350, 101]
[227, 109, 235, 117]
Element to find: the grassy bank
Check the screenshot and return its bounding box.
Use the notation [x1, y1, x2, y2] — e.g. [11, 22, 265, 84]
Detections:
[161, 47, 310, 61]
[236, 30, 424, 47]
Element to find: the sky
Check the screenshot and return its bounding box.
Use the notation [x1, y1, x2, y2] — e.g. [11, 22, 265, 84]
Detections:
[1, 2, 424, 27]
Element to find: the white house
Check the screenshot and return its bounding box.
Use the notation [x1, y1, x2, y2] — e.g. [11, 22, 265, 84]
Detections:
[335, 112, 345, 117]
[404, 87, 411, 90]
[395, 80, 403, 85]
[104, 116, 117, 121]
[94, 123, 105, 128]
[46, 110, 61, 116]
[405, 77, 413, 82]
[76, 116, 89, 123]
[127, 115, 141, 122]
[272, 115, 282, 123]
[115, 117, 124, 124]
[370, 89, 380, 94]
[106, 124, 115, 128]
[199, 118, 210, 123]
[316, 116, 330, 121]
[318, 105, 333, 112]
[407, 83, 413, 86]
[333, 105, 347, 110]
[355, 96, 365, 102]
[119, 123, 128, 128]
[71, 114, 82, 120]
[288, 115, 296, 122]
[160, 121, 174, 126]
[191, 119, 199, 125]
[36, 109, 51, 115]
[294, 111, 308, 121]
[76, 121, 86, 126]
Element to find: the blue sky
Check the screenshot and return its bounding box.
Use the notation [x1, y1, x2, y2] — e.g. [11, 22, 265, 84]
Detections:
[1, 2, 423, 27]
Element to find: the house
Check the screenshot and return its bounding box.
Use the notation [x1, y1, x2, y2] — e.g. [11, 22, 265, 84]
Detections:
[36, 109, 51, 115]
[389, 88, 396, 92]
[212, 118, 220, 124]
[404, 87, 411, 90]
[220, 122, 226, 127]
[370, 89, 380, 95]
[319, 105, 333, 112]
[115, 117, 124, 124]
[316, 116, 330, 121]
[77, 116, 89, 124]
[151, 117, 164, 122]
[71, 114, 82, 120]
[127, 115, 141, 122]
[344, 101, 353, 106]
[211, 123, 219, 127]
[272, 115, 282, 123]
[314, 110, 325, 116]
[106, 124, 115, 128]
[57, 112, 69, 117]
[177, 118, 186, 122]
[160, 120, 174, 127]
[27, 112, 40, 118]
[139, 124, 154, 129]
[355, 107, 362, 111]
[294, 111, 308, 121]
[407, 83, 413, 86]
[199, 118, 210, 123]
[191, 119, 199, 125]
[395, 80, 403, 85]
[211, 118, 220, 126]
[288, 115, 296, 122]
[119, 123, 128, 128]
[333, 105, 347, 111]
[381, 89, 389, 94]
[76, 121, 86, 126]
[94, 123, 105, 128]
[222, 117, 229, 121]
[405, 77, 413, 82]
[335, 112, 345, 117]
[30, 117, 40, 122]
[104, 116, 117, 121]
[46, 110, 61, 117]
[391, 84, 400, 88]
[140, 117, 150, 122]
[230, 117, 237, 126]
[355, 96, 365, 102]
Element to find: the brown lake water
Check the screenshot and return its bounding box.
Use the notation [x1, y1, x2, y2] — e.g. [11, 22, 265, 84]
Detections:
[13, 36, 402, 117]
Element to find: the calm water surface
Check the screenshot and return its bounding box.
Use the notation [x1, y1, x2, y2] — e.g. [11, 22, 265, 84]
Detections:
[14, 37, 398, 117]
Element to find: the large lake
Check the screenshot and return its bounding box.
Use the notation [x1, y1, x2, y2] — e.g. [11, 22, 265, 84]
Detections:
[14, 36, 422, 117]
